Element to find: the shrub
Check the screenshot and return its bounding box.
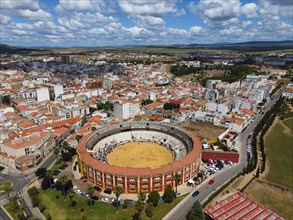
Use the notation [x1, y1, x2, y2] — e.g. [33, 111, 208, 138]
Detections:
[80, 208, 84, 212]
[46, 213, 52, 220]
[31, 195, 41, 207]
[28, 187, 39, 197]
[145, 205, 153, 217]
[122, 203, 128, 209]
[39, 203, 46, 213]
[55, 195, 60, 199]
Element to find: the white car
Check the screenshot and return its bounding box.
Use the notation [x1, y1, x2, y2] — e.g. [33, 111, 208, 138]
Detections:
[73, 186, 78, 190]
[101, 198, 109, 203]
[75, 189, 82, 194]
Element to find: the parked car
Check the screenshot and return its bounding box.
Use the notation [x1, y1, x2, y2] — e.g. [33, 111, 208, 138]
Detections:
[94, 186, 102, 192]
[91, 195, 99, 200]
[124, 199, 133, 204]
[63, 163, 69, 167]
[209, 179, 215, 185]
[53, 170, 60, 176]
[112, 199, 120, 205]
[192, 191, 199, 197]
[101, 198, 109, 203]
[81, 192, 89, 198]
[59, 166, 65, 170]
[104, 189, 112, 194]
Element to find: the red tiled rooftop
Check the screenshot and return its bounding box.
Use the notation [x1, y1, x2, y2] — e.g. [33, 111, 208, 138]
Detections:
[205, 192, 284, 220]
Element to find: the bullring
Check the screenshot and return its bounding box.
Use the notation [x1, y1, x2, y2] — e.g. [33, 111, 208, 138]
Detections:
[77, 121, 201, 194]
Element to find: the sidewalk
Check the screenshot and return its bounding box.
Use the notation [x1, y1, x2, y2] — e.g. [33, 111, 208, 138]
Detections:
[22, 184, 45, 220]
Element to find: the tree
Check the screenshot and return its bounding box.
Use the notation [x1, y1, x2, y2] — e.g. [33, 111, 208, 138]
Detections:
[59, 175, 68, 199]
[163, 186, 175, 203]
[256, 167, 260, 178]
[186, 200, 204, 220]
[27, 186, 39, 197]
[174, 173, 181, 196]
[46, 170, 53, 188]
[62, 141, 70, 150]
[62, 152, 72, 162]
[134, 192, 146, 220]
[4, 184, 13, 201]
[86, 186, 95, 209]
[75, 135, 83, 143]
[67, 188, 76, 208]
[147, 191, 160, 207]
[113, 185, 123, 210]
[53, 147, 59, 159]
[41, 176, 52, 190]
[35, 167, 47, 178]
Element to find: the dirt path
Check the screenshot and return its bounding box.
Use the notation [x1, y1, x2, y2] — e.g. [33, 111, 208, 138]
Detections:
[279, 118, 293, 135]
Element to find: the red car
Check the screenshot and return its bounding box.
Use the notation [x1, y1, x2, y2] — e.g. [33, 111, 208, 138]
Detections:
[209, 179, 215, 185]
[63, 163, 69, 167]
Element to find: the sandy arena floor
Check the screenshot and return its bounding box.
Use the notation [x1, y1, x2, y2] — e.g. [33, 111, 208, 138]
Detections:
[107, 142, 174, 168]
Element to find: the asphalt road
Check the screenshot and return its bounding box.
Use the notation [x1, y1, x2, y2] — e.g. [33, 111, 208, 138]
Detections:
[0, 206, 11, 220]
[164, 88, 283, 220]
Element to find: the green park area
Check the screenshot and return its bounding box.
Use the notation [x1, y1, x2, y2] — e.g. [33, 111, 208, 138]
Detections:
[39, 188, 186, 220]
[0, 181, 12, 191]
[265, 117, 293, 188]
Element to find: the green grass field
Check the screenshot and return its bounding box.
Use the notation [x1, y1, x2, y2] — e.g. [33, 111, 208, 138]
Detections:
[39, 188, 186, 220]
[0, 181, 12, 191]
[283, 118, 293, 135]
[245, 180, 293, 219]
[265, 121, 293, 188]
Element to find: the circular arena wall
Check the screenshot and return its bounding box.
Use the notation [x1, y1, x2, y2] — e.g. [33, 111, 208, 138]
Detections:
[77, 121, 201, 194]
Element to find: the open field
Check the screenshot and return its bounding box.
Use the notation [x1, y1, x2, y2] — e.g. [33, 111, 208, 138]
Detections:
[0, 181, 12, 191]
[265, 120, 293, 188]
[107, 142, 173, 168]
[181, 121, 226, 140]
[244, 179, 293, 219]
[39, 188, 186, 220]
[283, 117, 293, 134]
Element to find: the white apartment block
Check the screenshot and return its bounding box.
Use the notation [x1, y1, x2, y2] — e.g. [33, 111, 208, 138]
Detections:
[36, 87, 50, 102]
[114, 101, 140, 121]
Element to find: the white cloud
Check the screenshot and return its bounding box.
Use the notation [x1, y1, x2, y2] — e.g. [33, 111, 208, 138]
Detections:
[189, 0, 241, 28]
[17, 9, 52, 20]
[55, 0, 108, 12]
[190, 26, 202, 34]
[1, 0, 40, 11]
[241, 3, 258, 18]
[118, 0, 182, 17]
[135, 15, 165, 30]
[0, 15, 11, 25]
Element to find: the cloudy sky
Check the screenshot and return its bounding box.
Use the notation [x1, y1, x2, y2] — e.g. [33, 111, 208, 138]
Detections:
[0, 0, 292, 47]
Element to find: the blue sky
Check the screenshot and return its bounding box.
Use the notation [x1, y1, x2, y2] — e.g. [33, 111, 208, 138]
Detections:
[0, 0, 292, 47]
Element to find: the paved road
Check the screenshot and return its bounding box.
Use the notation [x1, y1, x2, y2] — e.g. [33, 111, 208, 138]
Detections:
[164, 88, 283, 220]
[0, 206, 12, 220]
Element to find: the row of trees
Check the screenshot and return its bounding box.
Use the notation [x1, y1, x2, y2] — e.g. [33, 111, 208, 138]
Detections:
[246, 96, 284, 174]
[163, 102, 180, 110]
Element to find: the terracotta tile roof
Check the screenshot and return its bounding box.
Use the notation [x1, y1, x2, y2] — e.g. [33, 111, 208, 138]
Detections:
[3, 132, 49, 150]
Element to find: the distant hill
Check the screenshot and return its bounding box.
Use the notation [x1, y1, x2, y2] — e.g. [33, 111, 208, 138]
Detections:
[187, 40, 293, 47]
[1, 40, 292, 54]
[0, 44, 42, 54]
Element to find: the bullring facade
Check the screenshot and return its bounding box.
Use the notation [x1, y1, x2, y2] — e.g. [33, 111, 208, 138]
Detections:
[77, 121, 201, 194]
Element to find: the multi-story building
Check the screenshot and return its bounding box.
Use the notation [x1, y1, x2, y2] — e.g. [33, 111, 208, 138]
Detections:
[0, 132, 54, 171]
[114, 100, 140, 121]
